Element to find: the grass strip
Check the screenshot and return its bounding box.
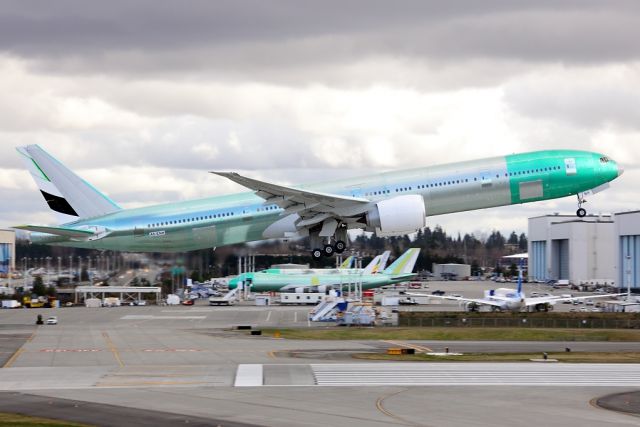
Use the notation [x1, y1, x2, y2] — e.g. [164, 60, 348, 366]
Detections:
[260, 327, 640, 341]
[0, 412, 89, 426]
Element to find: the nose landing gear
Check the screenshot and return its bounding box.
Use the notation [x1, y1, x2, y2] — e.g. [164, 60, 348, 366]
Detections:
[576, 194, 587, 218]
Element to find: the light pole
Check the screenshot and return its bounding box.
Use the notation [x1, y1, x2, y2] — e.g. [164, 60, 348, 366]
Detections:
[22, 257, 27, 289]
[57, 256, 62, 285]
[86, 256, 92, 284]
[626, 254, 632, 302]
[46, 257, 51, 285]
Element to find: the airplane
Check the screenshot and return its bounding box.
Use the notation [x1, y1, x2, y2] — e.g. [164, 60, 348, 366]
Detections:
[424, 260, 624, 312]
[259, 251, 390, 276]
[227, 248, 419, 293]
[14, 145, 623, 259]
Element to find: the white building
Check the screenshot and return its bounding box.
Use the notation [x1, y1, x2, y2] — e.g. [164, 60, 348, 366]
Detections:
[0, 229, 16, 280]
[529, 211, 640, 291]
[528, 214, 616, 286]
[616, 210, 640, 291]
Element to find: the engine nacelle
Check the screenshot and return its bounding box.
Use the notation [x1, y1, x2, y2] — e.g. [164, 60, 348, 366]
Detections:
[463, 302, 480, 312]
[366, 195, 426, 235]
[294, 287, 305, 294]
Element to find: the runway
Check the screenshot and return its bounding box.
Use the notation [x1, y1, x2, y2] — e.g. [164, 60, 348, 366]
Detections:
[0, 302, 638, 426]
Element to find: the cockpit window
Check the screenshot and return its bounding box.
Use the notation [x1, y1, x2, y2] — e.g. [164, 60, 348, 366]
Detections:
[600, 156, 610, 163]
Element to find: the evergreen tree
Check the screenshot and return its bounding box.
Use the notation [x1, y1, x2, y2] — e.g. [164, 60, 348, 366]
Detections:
[32, 276, 46, 296]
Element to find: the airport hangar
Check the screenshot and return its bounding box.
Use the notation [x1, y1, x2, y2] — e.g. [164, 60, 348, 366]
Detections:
[0, 229, 15, 279]
[528, 210, 640, 292]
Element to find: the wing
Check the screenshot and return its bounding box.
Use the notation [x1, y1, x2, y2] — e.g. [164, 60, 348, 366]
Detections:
[409, 293, 505, 308]
[523, 293, 626, 307]
[211, 172, 372, 231]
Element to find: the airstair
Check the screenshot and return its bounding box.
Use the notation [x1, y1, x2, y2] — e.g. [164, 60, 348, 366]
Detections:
[309, 297, 348, 322]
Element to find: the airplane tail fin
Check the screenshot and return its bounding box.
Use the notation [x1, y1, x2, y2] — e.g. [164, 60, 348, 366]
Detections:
[16, 145, 121, 223]
[362, 254, 383, 275]
[517, 258, 524, 295]
[338, 256, 354, 269]
[383, 248, 420, 275]
[377, 250, 391, 272]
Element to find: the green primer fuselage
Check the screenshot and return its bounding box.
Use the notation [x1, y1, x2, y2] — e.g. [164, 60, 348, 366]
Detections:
[228, 270, 415, 292]
[33, 150, 621, 252]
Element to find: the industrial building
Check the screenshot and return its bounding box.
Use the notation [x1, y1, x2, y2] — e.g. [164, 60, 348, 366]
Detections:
[0, 229, 15, 278]
[528, 211, 640, 291]
[432, 263, 471, 280]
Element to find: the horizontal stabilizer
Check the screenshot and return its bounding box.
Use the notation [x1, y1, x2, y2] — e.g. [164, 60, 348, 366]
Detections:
[14, 225, 96, 239]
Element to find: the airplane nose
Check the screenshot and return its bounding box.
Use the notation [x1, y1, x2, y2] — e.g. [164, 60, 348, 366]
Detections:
[618, 163, 625, 177]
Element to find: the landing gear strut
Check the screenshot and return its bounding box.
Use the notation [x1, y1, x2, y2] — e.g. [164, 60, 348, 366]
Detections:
[576, 194, 587, 218]
[309, 223, 348, 260]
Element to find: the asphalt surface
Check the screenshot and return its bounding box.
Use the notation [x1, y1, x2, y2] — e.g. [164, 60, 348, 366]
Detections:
[597, 391, 640, 417]
[0, 281, 637, 427]
[0, 392, 262, 427]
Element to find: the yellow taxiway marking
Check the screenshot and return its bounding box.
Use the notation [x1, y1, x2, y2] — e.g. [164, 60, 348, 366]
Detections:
[382, 340, 433, 353]
[3, 331, 35, 368]
[267, 351, 277, 359]
[375, 389, 424, 426]
[102, 332, 124, 367]
[3, 348, 24, 368]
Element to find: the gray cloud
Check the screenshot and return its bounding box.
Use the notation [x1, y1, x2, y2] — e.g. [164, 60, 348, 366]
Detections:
[0, 1, 638, 237]
[2, 1, 639, 84]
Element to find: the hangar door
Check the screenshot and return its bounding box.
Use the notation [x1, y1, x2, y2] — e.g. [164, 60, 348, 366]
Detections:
[619, 235, 640, 289]
[530, 241, 547, 281]
[551, 239, 569, 280]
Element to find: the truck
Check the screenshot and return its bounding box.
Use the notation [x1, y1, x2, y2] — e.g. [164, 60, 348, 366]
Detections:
[1, 300, 21, 309]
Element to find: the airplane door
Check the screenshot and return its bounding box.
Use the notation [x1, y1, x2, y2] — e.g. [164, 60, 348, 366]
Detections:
[479, 171, 493, 188]
[192, 225, 217, 245]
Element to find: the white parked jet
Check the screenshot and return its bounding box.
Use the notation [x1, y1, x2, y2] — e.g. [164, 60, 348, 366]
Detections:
[426, 262, 624, 312]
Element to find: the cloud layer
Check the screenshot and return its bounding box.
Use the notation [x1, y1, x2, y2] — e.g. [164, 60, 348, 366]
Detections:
[0, 1, 636, 237]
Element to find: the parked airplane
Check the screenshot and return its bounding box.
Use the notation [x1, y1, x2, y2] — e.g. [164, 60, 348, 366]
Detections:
[260, 251, 391, 276]
[425, 261, 624, 312]
[228, 248, 419, 293]
[15, 145, 623, 258]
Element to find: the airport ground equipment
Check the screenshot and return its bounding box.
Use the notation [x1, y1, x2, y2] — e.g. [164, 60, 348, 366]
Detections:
[75, 286, 161, 305]
[209, 288, 239, 306]
[15, 146, 622, 259]
[309, 297, 349, 322]
[337, 304, 377, 326]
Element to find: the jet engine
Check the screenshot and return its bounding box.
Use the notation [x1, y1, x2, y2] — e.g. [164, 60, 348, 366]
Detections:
[366, 195, 426, 235]
[294, 287, 305, 293]
[463, 302, 480, 312]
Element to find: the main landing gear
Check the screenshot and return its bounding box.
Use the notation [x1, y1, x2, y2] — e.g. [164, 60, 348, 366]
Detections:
[311, 240, 347, 260]
[576, 194, 587, 218]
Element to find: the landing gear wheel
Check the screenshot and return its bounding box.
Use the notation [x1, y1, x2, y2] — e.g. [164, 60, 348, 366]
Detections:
[323, 244, 335, 257]
[334, 240, 346, 254]
[576, 194, 587, 218]
[311, 248, 323, 260]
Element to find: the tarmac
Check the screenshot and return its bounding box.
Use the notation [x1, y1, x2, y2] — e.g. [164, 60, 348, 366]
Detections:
[0, 281, 638, 426]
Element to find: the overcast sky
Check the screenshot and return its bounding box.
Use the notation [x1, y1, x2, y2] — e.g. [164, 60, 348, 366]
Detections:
[0, 1, 637, 239]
